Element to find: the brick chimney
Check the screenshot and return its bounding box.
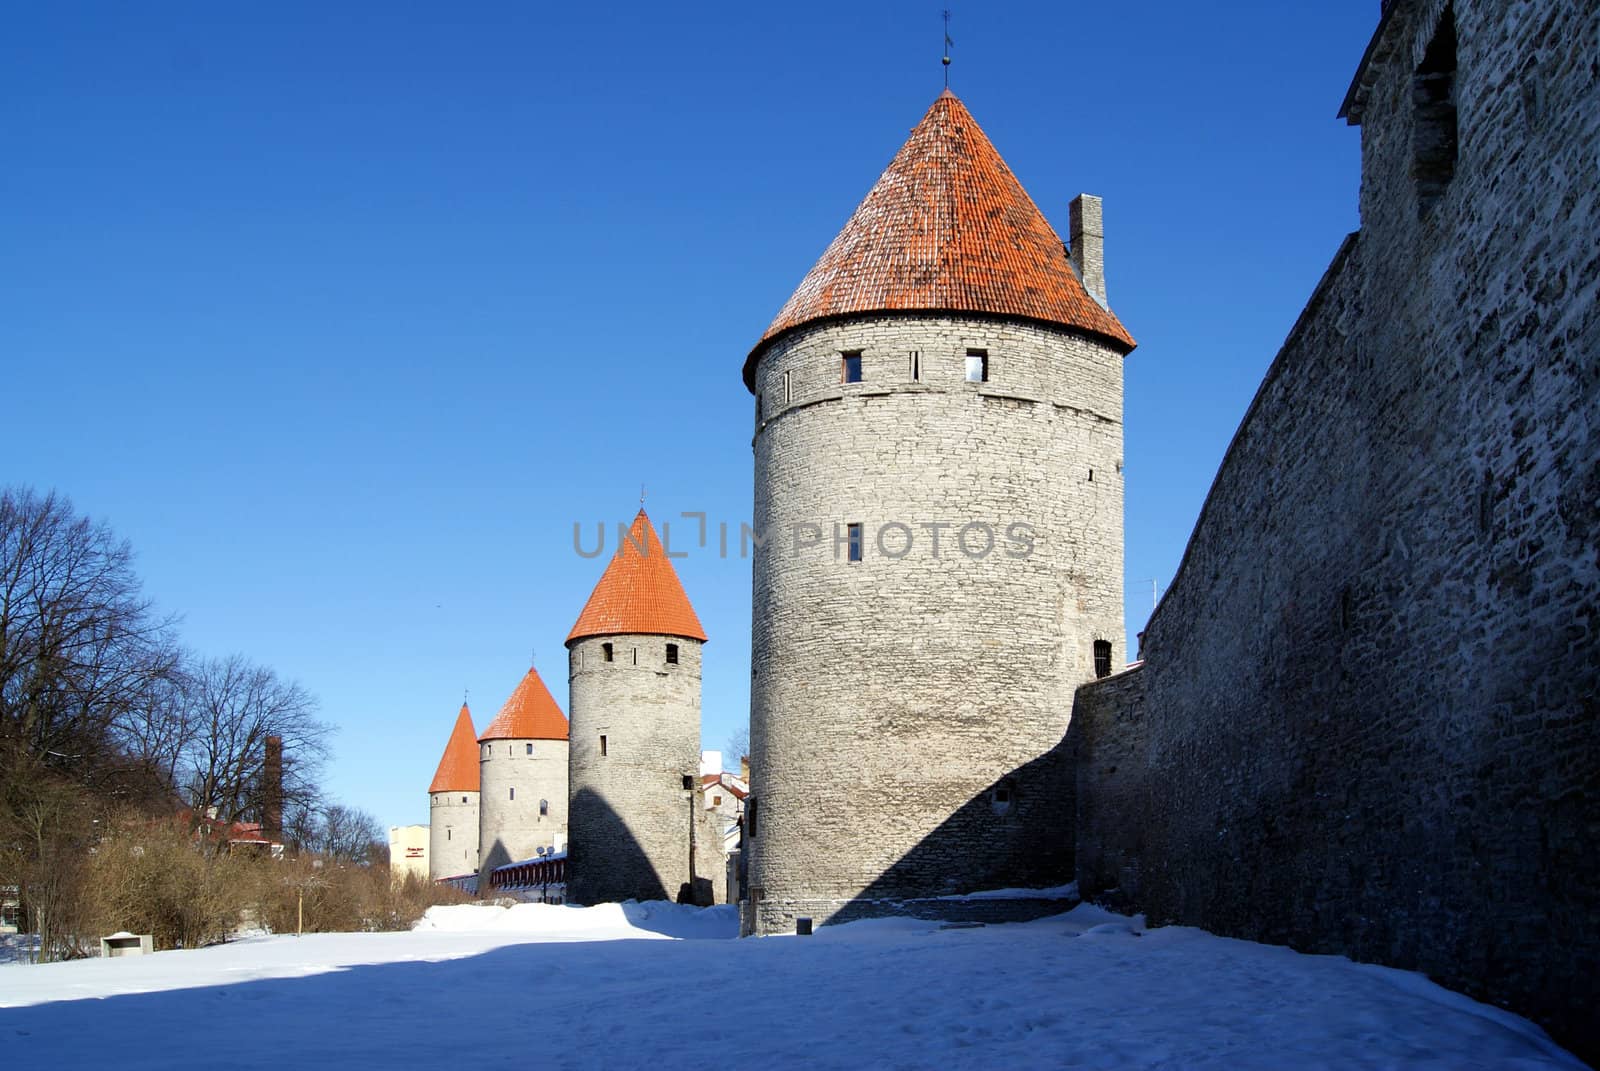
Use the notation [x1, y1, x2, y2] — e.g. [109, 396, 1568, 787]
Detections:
[1068, 194, 1108, 307]
[263, 735, 283, 841]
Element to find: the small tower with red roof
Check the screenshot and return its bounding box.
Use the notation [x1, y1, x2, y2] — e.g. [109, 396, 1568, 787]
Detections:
[427, 702, 481, 880]
[476, 665, 570, 876]
[565, 509, 710, 905]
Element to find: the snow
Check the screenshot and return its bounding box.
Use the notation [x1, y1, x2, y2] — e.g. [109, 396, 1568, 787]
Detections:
[0, 902, 1582, 1070]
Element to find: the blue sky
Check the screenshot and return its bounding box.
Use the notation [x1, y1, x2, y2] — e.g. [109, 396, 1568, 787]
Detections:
[2, 2, 1376, 826]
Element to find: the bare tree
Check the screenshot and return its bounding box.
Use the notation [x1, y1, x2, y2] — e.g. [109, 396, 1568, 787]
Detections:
[181, 655, 330, 836]
[311, 804, 384, 864]
[724, 726, 750, 770]
[0, 487, 182, 788]
[0, 487, 183, 956]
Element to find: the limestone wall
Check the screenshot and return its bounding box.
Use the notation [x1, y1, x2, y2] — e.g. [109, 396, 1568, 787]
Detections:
[746, 313, 1126, 934]
[478, 739, 568, 875]
[566, 634, 705, 905]
[1073, 0, 1599, 1058]
[428, 790, 479, 881]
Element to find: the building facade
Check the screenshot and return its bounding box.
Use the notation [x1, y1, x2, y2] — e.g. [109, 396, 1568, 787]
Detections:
[742, 90, 1134, 935]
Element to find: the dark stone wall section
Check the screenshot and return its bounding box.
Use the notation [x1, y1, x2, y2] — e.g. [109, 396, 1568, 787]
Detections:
[1074, 0, 1600, 1061]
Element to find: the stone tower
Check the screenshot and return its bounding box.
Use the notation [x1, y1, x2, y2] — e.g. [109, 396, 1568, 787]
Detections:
[743, 90, 1135, 934]
[566, 509, 709, 905]
[427, 701, 480, 880]
[476, 666, 570, 876]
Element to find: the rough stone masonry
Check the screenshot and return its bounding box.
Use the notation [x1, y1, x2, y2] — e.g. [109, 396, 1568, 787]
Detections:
[1073, 0, 1599, 1061]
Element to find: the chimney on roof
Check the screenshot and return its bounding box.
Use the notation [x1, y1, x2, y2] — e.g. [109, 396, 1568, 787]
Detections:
[263, 735, 283, 841]
[1068, 194, 1107, 308]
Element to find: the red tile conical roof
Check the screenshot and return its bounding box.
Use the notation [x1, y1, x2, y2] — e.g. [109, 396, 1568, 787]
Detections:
[428, 703, 480, 794]
[745, 90, 1134, 387]
[478, 667, 569, 742]
[566, 510, 707, 644]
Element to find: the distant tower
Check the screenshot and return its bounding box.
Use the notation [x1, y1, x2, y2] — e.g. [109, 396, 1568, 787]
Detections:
[427, 702, 481, 880]
[477, 666, 570, 876]
[566, 509, 708, 905]
[743, 91, 1135, 934]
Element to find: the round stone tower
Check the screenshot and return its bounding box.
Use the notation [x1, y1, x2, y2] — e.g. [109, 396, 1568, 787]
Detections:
[566, 509, 709, 905]
[476, 666, 570, 877]
[743, 90, 1135, 934]
[427, 701, 480, 880]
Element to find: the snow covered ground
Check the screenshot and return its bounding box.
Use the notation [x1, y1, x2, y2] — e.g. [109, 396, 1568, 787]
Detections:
[0, 901, 1583, 1070]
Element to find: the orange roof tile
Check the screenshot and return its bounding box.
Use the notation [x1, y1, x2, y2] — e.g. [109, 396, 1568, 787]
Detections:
[566, 510, 708, 644]
[428, 703, 480, 794]
[479, 667, 569, 742]
[745, 89, 1135, 387]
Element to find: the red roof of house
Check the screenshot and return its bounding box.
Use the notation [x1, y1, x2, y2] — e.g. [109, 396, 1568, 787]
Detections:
[566, 510, 707, 643]
[479, 667, 569, 742]
[429, 703, 481, 793]
[745, 89, 1134, 387]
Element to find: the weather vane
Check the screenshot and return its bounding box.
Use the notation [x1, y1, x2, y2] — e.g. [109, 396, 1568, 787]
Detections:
[942, 10, 952, 88]
[640, 483, 647, 508]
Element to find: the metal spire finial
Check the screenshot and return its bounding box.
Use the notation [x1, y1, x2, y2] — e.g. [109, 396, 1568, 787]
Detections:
[640, 483, 647, 508]
[942, 10, 952, 88]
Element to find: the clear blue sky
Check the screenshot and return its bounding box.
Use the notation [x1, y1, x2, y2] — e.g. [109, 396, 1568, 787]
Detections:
[1, 2, 1376, 827]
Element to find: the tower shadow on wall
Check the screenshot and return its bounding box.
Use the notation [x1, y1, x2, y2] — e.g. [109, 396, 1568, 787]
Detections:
[832, 731, 1077, 927]
[568, 786, 691, 906]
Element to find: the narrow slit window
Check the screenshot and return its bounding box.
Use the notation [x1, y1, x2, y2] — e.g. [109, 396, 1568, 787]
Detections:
[525, 742, 534, 755]
[1093, 640, 1113, 679]
[841, 350, 863, 384]
[783, 370, 792, 404]
[846, 522, 863, 563]
[1412, 6, 1458, 218]
[539, 799, 549, 817]
[756, 393, 764, 423]
[599, 734, 608, 756]
[602, 642, 613, 662]
[631, 647, 638, 665]
[909, 350, 921, 381]
[965, 348, 989, 383]
[509, 787, 515, 801]
[666, 643, 679, 664]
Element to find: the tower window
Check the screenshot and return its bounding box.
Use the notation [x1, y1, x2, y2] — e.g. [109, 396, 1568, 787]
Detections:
[508, 744, 513, 757]
[447, 828, 451, 840]
[1093, 640, 1113, 679]
[756, 393, 764, 423]
[510, 787, 515, 801]
[1413, 6, 1458, 218]
[539, 799, 548, 817]
[666, 643, 679, 664]
[600, 734, 608, 756]
[909, 350, 921, 381]
[841, 350, 863, 384]
[991, 780, 1016, 815]
[602, 642, 613, 662]
[526, 743, 534, 755]
[632, 647, 638, 665]
[846, 523, 863, 563]
[462, 796, 468, 804]
[747, 798, 758, 838]
[965, 348, 989, 382]
[783, 370, 792, 404]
